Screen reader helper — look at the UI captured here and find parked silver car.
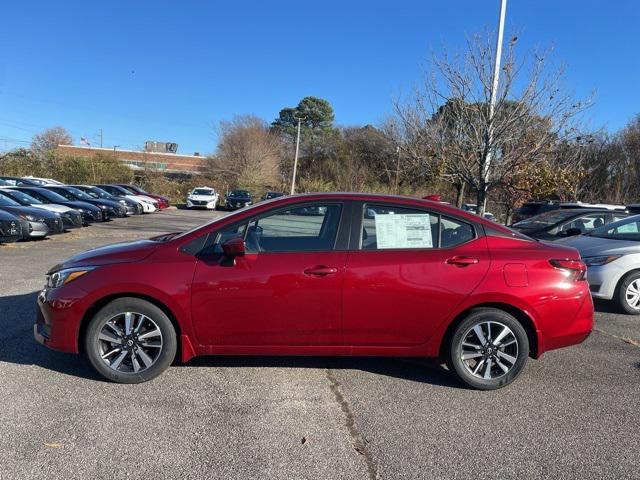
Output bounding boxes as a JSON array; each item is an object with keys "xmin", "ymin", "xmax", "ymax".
[{"xmin": 560, "ymin": 214, "xmax": 640, "ymax": 313}]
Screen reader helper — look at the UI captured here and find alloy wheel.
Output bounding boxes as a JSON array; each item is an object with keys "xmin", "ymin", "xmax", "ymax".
[
  {"xmin": 459, "ymin": 321, "xmax": 519, "ymax": 380},
  {"xmin": 97, "ymin": 312, "xmax": 163, "ymax": 373},
  {"xmin": 624, "ymin": 279, "xmax": 640, "ymax": 310}
]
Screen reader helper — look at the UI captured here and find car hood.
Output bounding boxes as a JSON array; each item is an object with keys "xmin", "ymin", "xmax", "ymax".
[
  {"xmin": 557, "ymin": 235, "xmax": 640, "ymax": 256},
  {"xmin": 51, "ymin": 239, "xmax": 159, "ymax": 272},
  {"xmin": 0, "ymin": 205, "xmax": 59, "ymax": 219},
  {"xmin": 227, "ymin": 196, "xmax": 251, "ymax": 201},
  {"xmin": 31, "ymin": 203, "xmax": 75, "ymax": 213}
]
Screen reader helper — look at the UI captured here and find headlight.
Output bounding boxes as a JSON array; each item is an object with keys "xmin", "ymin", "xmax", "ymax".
[
  {"xmin": 22, "ymin": 214, "xmax": 46, "ymax": 222},
  {"xmin": 119, "ymin": 200, "xmax": 126, "ymax": 205},
  {"xmin": 98, "ymin": 204, "xmax": 109, "ymax": 209},
  {"xmin": 46, "ymin": 267, "xmax": 96, "ymax": 288},
  {"xmin": 583, "ymin": 255, "xmax": 622, "ymax": 266}
]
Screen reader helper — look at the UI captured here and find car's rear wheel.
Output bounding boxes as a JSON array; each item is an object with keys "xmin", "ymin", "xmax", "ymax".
[
  {"xmin": 615, "ymin": 271, "xmax": 640, "ymax": 315},
  {"xmin": 447, "ymin": 308, "xmax": 529, "ymax": 390},
  {"xmin": 84, "ymin": 297, "xmax": 177, "ymax": 383}
]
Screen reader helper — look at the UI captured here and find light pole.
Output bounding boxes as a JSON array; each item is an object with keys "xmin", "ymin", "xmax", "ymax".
[
  {"xmin": 479, "ymin": 0, "xmax": 507, "ymax": 215},
  {"xmin": 394, "ymin": 146, "xmax": 401, "ymax": 194},
  {"xmin": 290, "ymin": 114, "xmax": 305, "ymax": 195}
]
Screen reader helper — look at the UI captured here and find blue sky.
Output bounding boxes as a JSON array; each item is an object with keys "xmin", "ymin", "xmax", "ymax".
[{"xmin": 1, "ymin": 0, "xmax": 638, "ymax": 155}]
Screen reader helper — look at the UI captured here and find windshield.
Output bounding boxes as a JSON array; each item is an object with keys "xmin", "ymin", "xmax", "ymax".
[
  {"xmin": 0, "ymin": 195, "xmax": 20, "ymax": 206},
  {"xmin": 63, "ymin": 187, "xmax": 94, "ymax": 200},
  {"xmin": 229, "ymin": 190, "xmax": 249, "ymax": 197},
  {"xmin": 88, "ymin": 186, "xmax": 113, "ymax": 198},
  {"xmin": 30, "ymin": 188, "xmax": 69, "ymax": 203},
  {"xmin": 193, "ymin": 188, "xmax": 215, "ymax": 195},
  {"xmin": 512, "ymin": 209, "xmax": 583, "ymax": 228},
  {"xmin": 589, "ymin": 215, "xmax": 640, "ymax": 241},
  {"xmin": 3, "ymin": 190, "xmax": 43, "ymax": 204}
]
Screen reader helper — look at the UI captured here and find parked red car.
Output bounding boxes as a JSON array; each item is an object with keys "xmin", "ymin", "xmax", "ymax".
[
  {"xmin": 34, "ymin": 193, "xmax": 593, "ymax": 389},
  {"xmin": 116, "ymin": 184, "xmax": 170, "ymax": 209}
]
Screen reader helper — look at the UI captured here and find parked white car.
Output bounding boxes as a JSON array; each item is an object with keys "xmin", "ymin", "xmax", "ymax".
[
  {"xmin": 22, "ymin": 176, "xmax": 65, "ymax": 186},
  {"xmin": 560, "ymin": 214, "xmax": 640, "ymax": 314},
  {"xmin": 186, "ymin": 187, "xmax": 219, "ymax": 210}
]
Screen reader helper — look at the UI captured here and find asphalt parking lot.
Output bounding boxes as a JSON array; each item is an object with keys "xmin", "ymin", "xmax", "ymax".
[{"xmin": 1, "ymin": 208, "xmax": 639, "ymax": 480}]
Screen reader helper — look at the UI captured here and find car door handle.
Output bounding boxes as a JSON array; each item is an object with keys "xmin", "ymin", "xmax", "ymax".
[
  {"xmin": 304, "ymin": 266, "xmax": 338, "ymax": 276},
  {"xmin": 446, "ymin": 256, "xmax": 479, "ymax": 267}
]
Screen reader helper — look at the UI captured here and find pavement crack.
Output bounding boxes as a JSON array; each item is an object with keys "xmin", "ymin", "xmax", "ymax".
[
  {"xmin": 594, "ymin": 327, "xmax": 640, "ymax": 348},
  {"xmin": 325, "ymin": 368, "xmax": 378, "ymax": 480}
]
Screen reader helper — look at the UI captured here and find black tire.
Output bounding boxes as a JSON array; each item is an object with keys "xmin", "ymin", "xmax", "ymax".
[
  {"xmin": 447, "ymin": 308, "xmax": 529, "ymax": 390},
  {"xmin": 84, "ymin": 297, "xmax": 177, "ymax": 384},
  {"xmin": 614, "ymin": 271, "xmax": 640, "ymax": 315}
]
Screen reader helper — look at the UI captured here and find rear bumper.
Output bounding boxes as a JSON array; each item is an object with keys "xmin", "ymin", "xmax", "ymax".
[{"xmin": 538, "ymin": 288, "xmax": 594, "ymax": 355}]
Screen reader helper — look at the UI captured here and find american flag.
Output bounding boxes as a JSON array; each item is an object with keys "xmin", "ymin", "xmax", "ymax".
[{"xmin": 80, "ymin": 137, "xmax": 90, "ymax": 146}]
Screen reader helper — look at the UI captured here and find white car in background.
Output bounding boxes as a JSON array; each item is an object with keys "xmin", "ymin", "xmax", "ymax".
[
  {"xmin": 22, "ymin": 176, "xmax": 65, "ymax": 186},
  {"xmin": 560, "ymin": 214, "xmax": 640, "ymax": 314},
  {"xmin": 96, "ymin": 184, "xmax": 158, "ymax": 213},
  {"xmin": 186, "ymin": 187, "xmax": 219, "ymax": 210}
]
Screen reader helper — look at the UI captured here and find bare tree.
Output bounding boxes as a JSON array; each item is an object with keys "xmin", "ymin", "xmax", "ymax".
[
  {"xmin": 394, "ymin": 32, "xmax": 593, "ymax": 214},
  {"xmin": 31, "ymin": 126, "xmax": 73, "ymax": 159},
  {"xmin": 208, "ymin": 115, "xmax": 283, "ymax": 191}
]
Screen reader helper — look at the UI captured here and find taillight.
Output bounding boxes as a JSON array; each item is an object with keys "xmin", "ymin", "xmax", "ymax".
[{"xmin": 549, "ymin": 259, "xmax": 587, "ymax": 281}]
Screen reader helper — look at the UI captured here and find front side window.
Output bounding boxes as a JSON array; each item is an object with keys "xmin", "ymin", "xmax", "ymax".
[
  {"xmin": 245, "ymin": 204, "xmax": 342, "ymax": 253},
  {"xmin": 362, "ymin": 205, "xmax": 439, "ymax": 250}
]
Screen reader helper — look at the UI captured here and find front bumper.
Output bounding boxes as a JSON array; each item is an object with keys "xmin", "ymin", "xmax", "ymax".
[
  {"xmin": 34, "ymin": 285, "xmax": 87, "ymax": 353},
  {"xmin": 585, "ymin": 263, "xmax": 625, "ymax": 300},
  {"xmin": 60, "ymin": 212, "xmax": 83, "ymax": 229},
  {"xmin": 25, "ymin": 220, "xmax": 49, "ymax": 238},
  {"xmin": 44, "ymin": 217, "xmax": 65, "ymax": 235}
]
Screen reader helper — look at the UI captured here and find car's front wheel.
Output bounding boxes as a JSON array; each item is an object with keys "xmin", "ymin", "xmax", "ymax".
[
  {"xmin": 447, "ymin": 308, "xmax": 529, "ymax": 390},
  {"xmin": 615, "ymin": 271, "xmax": 640, "ymax": 315},
  {"xmin": 84, "ymin": 297, "xmax": 177, "ymax": 383}
]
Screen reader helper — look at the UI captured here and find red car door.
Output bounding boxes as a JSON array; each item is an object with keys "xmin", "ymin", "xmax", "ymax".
[
  {"xmin": 190, "ymin": 203, "xmax": 348, "ymax": 347},
  {"xmin": 342, "ymin": 203, "xmax": 490, "ymax": 347}
]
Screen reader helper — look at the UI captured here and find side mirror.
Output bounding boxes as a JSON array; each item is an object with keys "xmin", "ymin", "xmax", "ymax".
[
  {"xmin": 564, "ymin": 227, "xmax": 582, "ymax": 237},
  {"xmin": 221, "ymin": 237, "xmax": 245, "ymax": 257}
]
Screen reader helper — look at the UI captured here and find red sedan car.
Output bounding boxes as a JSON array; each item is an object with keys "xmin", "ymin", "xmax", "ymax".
[{"xmin": 34, "ymin": 193, "xmax": 593, "ymax": 389}]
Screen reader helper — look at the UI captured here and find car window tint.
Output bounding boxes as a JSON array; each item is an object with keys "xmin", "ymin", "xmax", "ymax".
[
  {"xmin": 245, "ymin": 204, "xmax": 342, "ymax": 253},
  {"xmin": 362, "ymin": 205, "xmax": 439, "ymax": 250},
  {"xmin": 440, "ymin": 216, "xmax": 475, "ymax": 248},
  {"xmin": 560, "ymin": 214, "xmax": 606, "ymax": 233}
]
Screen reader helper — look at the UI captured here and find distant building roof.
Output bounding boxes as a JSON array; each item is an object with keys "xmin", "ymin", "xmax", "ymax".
[{"xmin": 56, "ymin": 144, "xmax": 207, "ymax": 175}]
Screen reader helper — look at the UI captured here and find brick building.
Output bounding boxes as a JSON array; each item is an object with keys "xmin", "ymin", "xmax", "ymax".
[{"xmin": 56, "ymin": 145, "xmax": 208, "ymax": 176}]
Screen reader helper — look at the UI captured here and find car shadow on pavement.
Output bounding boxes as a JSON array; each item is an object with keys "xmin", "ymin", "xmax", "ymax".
[
  {"xmin": 0, "ymin": 291, "xmax": 463, "ymax": 387},
  {"xmin": 182, "ymin": 356, "xmax": 465, "ymax": 388},
  {"xmin": 0, "ymin": 291, "xmax": 102, "ymax": 381},
  {"xmin": 593, "ymin": 299, "xmax": 619, "ymax": 314}
]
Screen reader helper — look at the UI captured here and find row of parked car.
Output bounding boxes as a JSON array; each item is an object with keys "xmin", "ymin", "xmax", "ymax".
[
  {"xmin": 0, "ymin": 176, "xmax": 169, "ymax": 244},
  {"xmin": 185, "ymin": 187, "xmax": 284, "ymax": 210}
]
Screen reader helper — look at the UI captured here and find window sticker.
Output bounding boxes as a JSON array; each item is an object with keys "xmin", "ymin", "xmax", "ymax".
[{"xmin": 374, "ymin": 214, "xmax": 433, "ymax": 249}]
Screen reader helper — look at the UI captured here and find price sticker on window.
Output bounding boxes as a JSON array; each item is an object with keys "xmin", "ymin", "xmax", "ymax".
[{"xmin": 374, "ymin": 214, "xmax": 433, "ymax": 249}]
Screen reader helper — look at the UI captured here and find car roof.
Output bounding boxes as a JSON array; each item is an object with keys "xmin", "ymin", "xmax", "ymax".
[{"xmin": 261, "ymin": 192, "xmax": 505, "ymax": 230}]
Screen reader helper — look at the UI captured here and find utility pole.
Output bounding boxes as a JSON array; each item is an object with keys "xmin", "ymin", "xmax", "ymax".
[
  {"xmin": 99, "ymin": 129, "xmax": 103, "ymax": 148},
  {"xmin": 290, "ymin": 114, "xmax": 305, "ymax": 195},
  {"xmin": 394, "ymin": 146, "xmax": 401, "ymax": 194},
  {"xmin": 478, "ymin": 0, "xmax": 507, "ymax": 215}
]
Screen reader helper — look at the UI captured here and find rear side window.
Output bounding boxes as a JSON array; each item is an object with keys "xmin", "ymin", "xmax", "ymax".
[
  {"xmin": 362, "ymin": 205, "xmax": 439, "ymax": 250},
  {"xmin": 362, "ymin": 205, "xmax": 476, "ymax": 250},
  {"xmin": 440, "ymin": 216, "xmax": 475, "ymax": 247}
]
